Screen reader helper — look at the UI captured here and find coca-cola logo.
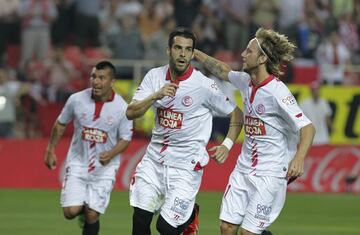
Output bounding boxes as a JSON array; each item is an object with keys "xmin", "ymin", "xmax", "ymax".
[{"xmin": 288, "ymin": 147, "xmax": 360, "ymax": 193}]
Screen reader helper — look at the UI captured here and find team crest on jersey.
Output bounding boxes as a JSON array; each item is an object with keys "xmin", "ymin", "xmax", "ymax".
[
  {"xmin": 157, "ymin": 108, "xmax": 183, "ymax": 129},
  {"xmin": 182, "ymin": 96, "xmax": 193, "ymax": 107},
  {"xmin": 245, "ymin": 115, "xmax": 266, "ymax": 136},
  {"xmin": 81, "ymin": 127, "xmax": 108, "ymax": 143},
  {"xmin": 255, "ymin": 104, "xmax": 265, "ymax": 115}
]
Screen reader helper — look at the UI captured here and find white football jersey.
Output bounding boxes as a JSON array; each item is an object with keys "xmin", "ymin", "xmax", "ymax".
[
  {"xmin": 228, "ymin": 71, "xmax": 311, "ymax": 177},
  {"xmin": 58, "ymin": 88, "xmax": 133, "ymax": 178},
  {"xmin": 133, "ymin": 65, "xmax": 236, "ymax": 170}
]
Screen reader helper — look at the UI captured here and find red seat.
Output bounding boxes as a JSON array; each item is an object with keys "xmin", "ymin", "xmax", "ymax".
[
  {"xmin": 84, "ymin": 47, "xmax": 109, "ymax": 60},
  {"xmin": 64, "ymin": 46, "xmax": 83, "ymax": 70}
]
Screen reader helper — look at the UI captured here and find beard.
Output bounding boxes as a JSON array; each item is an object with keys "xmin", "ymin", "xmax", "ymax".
[
  {"xmin": 169, "ymin": 58, "xmax": 189, "ymax": 75},
  {"xmin": 243, "ymin": 62, "xmax": 260, "ymax": 74}
]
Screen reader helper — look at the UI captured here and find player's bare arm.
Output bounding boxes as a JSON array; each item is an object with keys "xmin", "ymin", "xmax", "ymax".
[
  {"xmin": 44, "ymin": 121, "xmax": 67, "ymax": 170},
  {"xmin": 126, "ymin": 83, "xmax": 178, "ymax": 119},
  {"xmin": 99, "ymin": 139, "xmax": 130, "ymax": 166},
  {"xmin": 209, "ymin": 107, "xmax": 243, "ymax": 164},
  {"xmin": 287, "ymin": 123, "xmax": 316, "ymax": 178},
  {"xmin": 194, "ymin": 49, "xmax": 231, "ymax": 81}
]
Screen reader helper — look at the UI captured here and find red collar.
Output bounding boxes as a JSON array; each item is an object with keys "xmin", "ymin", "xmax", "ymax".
[
  {"xmin": 249, "ymin": 74, "xmax": 275, "ymax": 88},
  {"xmin": 91, "ymin": 90, "xmax": 115, "ymax": 103},
  {"xmin": 165, "ymin": 65, "xmax": 193, "ymax": 83},
  {"xmin": 249, "ymin": 75, "xmax": 275, "ymax": 103}
]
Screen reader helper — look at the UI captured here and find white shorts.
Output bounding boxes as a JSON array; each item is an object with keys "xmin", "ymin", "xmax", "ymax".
[
  {"xmin": 129, "ymin": 157, "xmax": 202, "ymax": 228},
  {"xmin": 60, "ymin": 168, "xmax": 115, "ymax": 214},
  {"xmin": 220, "ymin": 170, "xmax": 287, "ymax": 234}
]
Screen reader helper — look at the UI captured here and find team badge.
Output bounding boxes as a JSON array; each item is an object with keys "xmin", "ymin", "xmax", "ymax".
[
  {"xmin": 255, "ymin": 104, "xmax": 265, "ymax": 115},
  {"xmin": 182, "ymin": 96, "xmax": 193, "ymax": 107}
]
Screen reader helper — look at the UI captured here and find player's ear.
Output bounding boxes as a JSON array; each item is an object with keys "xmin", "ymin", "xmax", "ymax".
[{"xmin": 191, "ymin": 50, "xmax": 195, "ymax": 59}]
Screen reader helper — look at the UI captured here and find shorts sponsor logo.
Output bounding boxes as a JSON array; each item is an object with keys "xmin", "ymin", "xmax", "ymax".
[
  {"xmin": 255, "ymin": 104, "xmax": 265, "ymax": 115},
  {"xmin": 281, "ymin": 95, "xmax": 296, "ymax": 105},
  {"xmin": 81, "ymin": 127, "xmax": 108, "ymax": 143},
  {"xmin": 255, "ymin": 204, "xmax": 271, "ymax": 222},
  {"xmin": 157, "ymin": 108, "xmax": 184, "ymax": 129},
  {"xmin": 182, "ymin": 96, "xmax": 193, "ymax": 107},
  {"xmin": 171, "ymin": 197, "xmax": 190, "ymax": 217},
  {"xmin": 245, "ymin": 116, "xmax": 266, "ymax": 135}
]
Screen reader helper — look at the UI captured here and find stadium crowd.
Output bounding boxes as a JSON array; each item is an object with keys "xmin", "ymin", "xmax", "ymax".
[{"xmin": 0, "ymin": 0, "xmax": 360, "ymax": 139}]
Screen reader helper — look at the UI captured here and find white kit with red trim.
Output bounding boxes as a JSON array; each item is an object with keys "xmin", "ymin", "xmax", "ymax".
[
  {"xmin": 228, "ymin": 71, "xmax": 311, "ymax": 177},
  {"xmin": 133, "ymin": 65, "xmax": 236, "ymax": 170},
  {"xmin": 58, "ymin": 88, "xmax": 133, "ymax": 178}
]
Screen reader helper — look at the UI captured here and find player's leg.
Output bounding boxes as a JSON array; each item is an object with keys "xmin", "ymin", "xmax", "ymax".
[
  {"xmin": 129, "ymin": 157, "xmax": 165, "ymax": 235},
  {"xmin": 220, "ymin": 170, "xmax": 248, "ymax": 235},
  {"xmin": 82, "ymin": 206, "xmax": 100, "ymax": 235},
  {"xmin": 220, "ymin": 220, "xmax": 239, "ymax": 235},
  {"xmin": 60, "ymin": 171, "xmax": 87, "ymax": 220},
  {"xmin": 182, "ymin": 203, "xmax": 200, "ymax": 235},
  {"xmin": 241, "ymin": 175, "xmax": 287, "ymax": 235},
  {"xmin": 156, "ymin": 167, "xmax": 202, "ymax": 235}
]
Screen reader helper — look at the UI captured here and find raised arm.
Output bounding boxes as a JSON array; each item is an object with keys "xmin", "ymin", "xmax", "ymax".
[
  {"xmin": 44, "ymin": 121, "xmax": 67, "ymax": 170},
  {"xmin": 287, "ymin": 123, "xmax": 316, "ymax": 178},
  {"xmin": 209, "ymin": 107, "xmax": 244, "ymax": 164},
  {"xmin": 126, "ymin": 83, "xmax": 178, "ymax": 120},
  {"xmin": 194, "ymin": 49, "xmax": 232, "ymax": 81}
]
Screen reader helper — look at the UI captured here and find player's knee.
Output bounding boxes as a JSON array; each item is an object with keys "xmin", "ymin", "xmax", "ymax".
[
  {"xmin": 156, "ymin": 215, "xmax": 183, "ymax": 235},
  {"xmin": 63, "ymin": 207, "xmax": 81, "ymax": 220},
  {"xmin": 220, "ymin": 220, "xmax": 238, "ymax": 234},
  {"xmin": 132, "ymin": 207, "xmax": 153, "ymax": 235},
  {"xmin": 84, "ymin": 207, "xmax": 99, "ymax": 224}
]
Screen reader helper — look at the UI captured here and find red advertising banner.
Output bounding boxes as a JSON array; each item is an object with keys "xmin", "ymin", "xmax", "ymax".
[{"xmin": 0, "ymin": 139, "xmax": 359, "ymax": 193}]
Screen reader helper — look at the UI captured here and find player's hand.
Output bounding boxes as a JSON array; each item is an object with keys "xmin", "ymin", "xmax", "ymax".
[
  {"xmin": 44, "ymin": 150, "xmax": 57, "ymax": 170},
  {"xmin": 99, "ymin": 151, "xmax": 112, "ymax": 166},
  {"xmin": 286, "ymin": 156, "xmax": 305, "ymax": 178},
  {"xmin": 155, "ymin": 83, "xmax": 178, "ymax": 99},
  {"xmin": 208, "ymin": 145, "xmax": 229, "ymax": 164}
]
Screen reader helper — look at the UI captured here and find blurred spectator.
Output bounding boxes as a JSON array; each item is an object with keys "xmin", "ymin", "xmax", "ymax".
[
  {"xmin": 300, "ymin": 81, "xmax": 332, "ymax": 145},
  {"xmin": 74, "ymin": 0, "xmax": 101, "ymax": 48},
  {"xmin": 331, "ymin": 0, "xmax": 353, "ymax": 19},
  {"xmin": 138, "ymin": 0, "xmax": 162, "ymax": 43},
  {"xmin": 0, "ymin": 0, "xmax": 20, "ymax": 66},
  {"xmin": 154, "ymin": 0, "xmax": 173, "ymax": 20},
  {"xmin": 220, "ymin": 0, "xmax": 251, "ymax": 52},
  {"xmin": 315, "ymin": 30, "xmax": 351, "ymax": 85},
  {"xmin": 338, "ymin": 11, "xmax": 360, "ymax": 64},
  {"xmin": 44, "ymin": 46, "xmax": 79, "ymax": 102},
  {"xmin": 192, "ymin": 2, "xmax": 222, "ymax": 55},
  {"xmin": 250, "ymin": 0, "xmax": 279, "ymax": 32},
  {"xmin": 51, "ymin": 0, "xmax": 75, "ymax": 46},
  {"xmin": 18, "ymin": 0, "xmax": 58, "ymax": 68},
  {"xmin": 115, "ymin": 0, "xmax": 143, "ymax": 19},
  {"xmin": 278, "ymin": 0, "xmax": 305, "ymax": 43},
  {"xmin": 0, "ymin": 68, "xmax": 27, "ymax": 138},
  {"xmin": 143, "ymin": 16, "xmax": 176, "ymax": 61},
  {"xmin": 174, "ymin": 0, "xmax": 202, "ymax": 28},
  {"xmin": 99, "ymin": 0, "xmax": 121, "ymax": 49},
  {"xmin": 297, "ymin": 13, "xmax": 322, "ymax": 58},
  {"xmin": 111, "ymin": 14, "xmax": 144, "ymax": 79}
]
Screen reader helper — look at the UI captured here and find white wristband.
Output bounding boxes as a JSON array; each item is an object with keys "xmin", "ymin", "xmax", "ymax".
[{"xmin": 221, "ymin": 137, "xmax": 234, "ymax": 150}]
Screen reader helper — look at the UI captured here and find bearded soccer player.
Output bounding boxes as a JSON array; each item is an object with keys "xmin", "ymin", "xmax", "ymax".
[
  {"xmin": 44, "ymin": 61, "xmax": 133, "ymax": 235},
  {"xmin": 194, "ymin": 28, "xmax": 316, "ymax": 235},
  {"xmin": 126, "ymin": 27, "xmax": 243, "ymax": 235}
]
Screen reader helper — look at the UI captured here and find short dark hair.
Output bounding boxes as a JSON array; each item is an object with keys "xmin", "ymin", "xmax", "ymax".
[
  {"xmin": 95, "ymin": 61, "xmax": 116, "ymax": 78},
  {"xmin": 168, "ymin": 27, "xmax": 197, "ymax": 50}
]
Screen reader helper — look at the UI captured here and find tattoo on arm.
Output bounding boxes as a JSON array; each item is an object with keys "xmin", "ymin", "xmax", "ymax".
[{"xmin": 204, "ymin": 58, "xmax": 228, "ymax": 79}]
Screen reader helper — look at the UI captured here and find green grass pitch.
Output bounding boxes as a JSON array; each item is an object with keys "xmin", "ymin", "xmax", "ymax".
[{"xmin": 0, "ymin": 189, "xmax": 359, "ymax": 235}]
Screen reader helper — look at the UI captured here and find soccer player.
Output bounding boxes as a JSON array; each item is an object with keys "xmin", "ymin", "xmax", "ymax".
[
  {"xmin": 194, "ymin": 28, "xmax": 316, "ymax": 235},
  {"xmin": 126, "ymin": 27, "xmax": 243, "ymax": 235},
  {"xmin": 44, "ymin": 61, "xmax": 133, "ymax": 235}
]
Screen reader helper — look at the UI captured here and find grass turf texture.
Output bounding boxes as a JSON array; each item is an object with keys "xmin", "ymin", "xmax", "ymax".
[{"xmin": 0, "ymin": 189, "xmax": 359, "ymax": 235}]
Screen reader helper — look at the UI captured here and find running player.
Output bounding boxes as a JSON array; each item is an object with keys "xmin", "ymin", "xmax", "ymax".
[{"xmin": 194, "ymin": 28, "xmax": 316, "ymax": 235}]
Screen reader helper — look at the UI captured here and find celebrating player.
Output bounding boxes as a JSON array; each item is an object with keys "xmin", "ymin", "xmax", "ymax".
[
  {"xmin": 44, "ymin": 61, "xmax": 133, "ymax": 235},
  {"xmin": 194, "ymin": 28, "xmax": 316, "ymax": 235},
  {"xmin": 126, "ymin": 27, "xmax": 243, "ymax": 235}
]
